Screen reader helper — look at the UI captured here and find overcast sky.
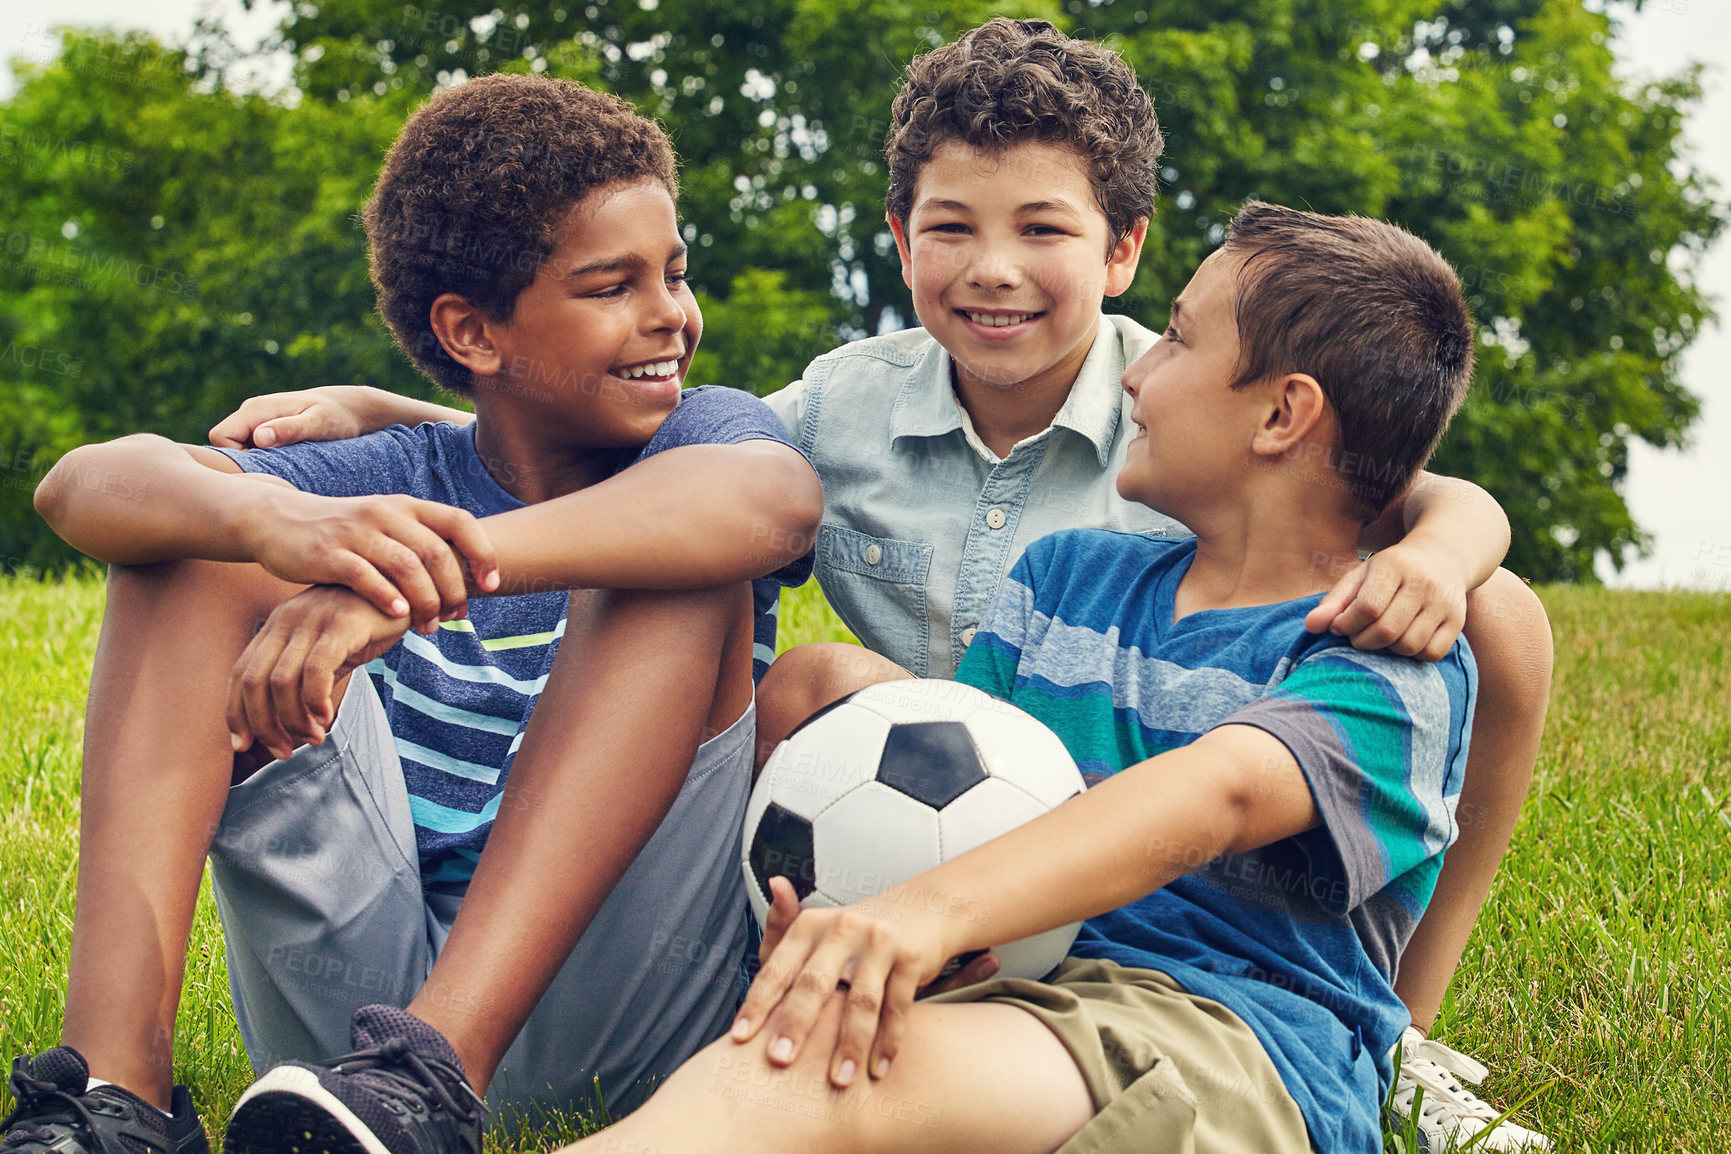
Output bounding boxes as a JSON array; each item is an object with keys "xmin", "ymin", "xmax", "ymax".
[{"xmin": 2, "ymin": 0, "xmax": 1725, "ymax": 590}]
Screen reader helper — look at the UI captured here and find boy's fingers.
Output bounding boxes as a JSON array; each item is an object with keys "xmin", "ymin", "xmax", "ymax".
[
  {"xmin": 391, "ymin": 518, "xmax": 469, "ymax": 622},
  {"xmin": 1420, "ymin": 626, "xmax": 1462, "ymax": 664},
  {"xmin": 302, "ymin": 635, "xmax": 347, "ymax": 735},
  {"xmin": 334, "ymin": 555, "xmax": 411, "ymax": 620},
  {"xmin": 921, "ymin": 949, "xmax": 999, "ymax": 995},
  {"xmin": 270, "ymin": 628, "xmax": 325, "ymax": 749},
  {"xmin": 208, "ymin": 394, "xmax": 310, "ymax": 449},
  {"xmin": 416, "ymin": 503, "xmax": 500, "ymax": 593},
  {"xmin": 366, "ymin": 534, "xmax": 442, "ymax": 628},
  {"xmin": 760, "ymin": 875, "xmax": 802, "ymax": 960},
  {"xmin": 871, "ymin": 964, "xmax": 922, "ymax": 1080},
  {"xmin": 1330, "ymin": 563, "xmax": 1403, "ymax": 637},
  {"xmin": 735, "ymin": 915, "xmax": 814, "ymax": 1040},
  {"xmin": 253, "ymin": 412, "xmax": 327, "ymax": 449},
  {"xmin": 831, "ymin": 954, "xmax": 892, "ymax": 1087},
  {"xmin": 1352, "ymin": 579, "xmax": 1425, "ymax": 651},
  {"xmin": 1305, "ymin": 564, "xmax": 1366, "ymax": 635},
  {"xmin": 234, "ymin": 628, "xmax": 294, "ymax": 760},
  {"xmin": 761, "ymin": 934, "xmax": 856, "ymax": 1068},
  {"xmin": 225, "ymin": 649, "xmax": 256, "ymax": 753}
]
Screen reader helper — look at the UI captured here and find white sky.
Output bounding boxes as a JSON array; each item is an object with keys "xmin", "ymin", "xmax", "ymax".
[{"xmin": 2, "ymin": 0, "xmax": 1726, "ymax": 590}]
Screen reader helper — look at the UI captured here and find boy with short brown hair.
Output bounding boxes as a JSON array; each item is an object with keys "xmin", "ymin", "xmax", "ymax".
[{"xmin": 553, "ymin": 196, "xmax": 1488, "ymax": 1154}]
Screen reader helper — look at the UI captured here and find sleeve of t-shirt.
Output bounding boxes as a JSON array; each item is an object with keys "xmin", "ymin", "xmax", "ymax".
[
  {"xmin": 1221, "ymin": 641, "xmax": 1476, "ymax": 917},
  {"xmin": 635, "ymin": 385, "xmax": 818, "ymax": 686},
  {"xmin": 631, "ymin": 385, "xmax": 817, "ymax": 590},
  {"xmin": 210, "ymin": 424, "xmax": 431, "ymax": 499},
  {"xmin": 955, "ymin": 535, "xmax": 1061, "ymax": 701},
  {"xmin": 759, "ymin": 378, "xmax": 811, "ymax": 444}
]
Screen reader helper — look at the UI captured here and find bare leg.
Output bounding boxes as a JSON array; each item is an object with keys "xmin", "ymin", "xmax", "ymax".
[
  {"xmin": 1395, "ymin": 568, "xmax": 1553, "ymax": 1031},
  {"xmin": 559, "ymin": 991, "xmax": 1092, "ymax": 1154},
  {"xmin": 407, "ymin": 583, "xmax": 754, "ymax": 1091},
  {"xmin": 62, "ymin": 559, "xmax": 317, "ymax": 1109},
  {"xmin": 754, "ymin": 643, "xmax": 912, "ymax": 771}
]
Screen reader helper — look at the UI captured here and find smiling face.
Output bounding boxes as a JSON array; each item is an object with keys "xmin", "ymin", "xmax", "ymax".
[
  {"xmin": 890, "ymin": 140, "xmax": 1144, "ymax": 398},
  {"xmin": 1117, "ymin": 248, "xmax": 1269, "ymax": 518},
  {"xmin": 481, "ymin": 178, "xmax": 700, "ymax": 449}
]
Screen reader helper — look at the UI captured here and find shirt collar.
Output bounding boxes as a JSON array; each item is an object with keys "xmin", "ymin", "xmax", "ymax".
[
  {"xmin": 888, "ymin": 338, "xmax": 967, "ymax": 442},
  {"xmin": 888, "ymin": 316, "xmax": 1151, "ymax": 468}
]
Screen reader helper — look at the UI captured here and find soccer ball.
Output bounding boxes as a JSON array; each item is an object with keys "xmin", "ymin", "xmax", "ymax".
[{"xmin": 743, "ymin": 678, "xmax": 1086, "ymax": 982}]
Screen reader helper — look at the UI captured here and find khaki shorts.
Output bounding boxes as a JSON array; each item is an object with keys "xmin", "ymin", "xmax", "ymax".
[{"xmin": 924, "ymin": 957, "xmax": 1311, "ymax": 1153}]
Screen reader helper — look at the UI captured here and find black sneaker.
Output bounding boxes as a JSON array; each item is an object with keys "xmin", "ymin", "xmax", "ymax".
[
  {"xmin": 222, "ymin": 1006, "xmax": 485, "ymax": 1154},
  {"xmin": 2, "ymin": 1046, "xmax": 209, "ymax": 1154}
]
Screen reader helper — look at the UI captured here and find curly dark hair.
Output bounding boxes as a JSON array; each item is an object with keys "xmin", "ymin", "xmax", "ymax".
[
  {"xmin": 884, "ymin": 18, "xmax": 1163, "ymax": 245},
  {"xmin": 364, "ymin": 73, "xmax": 678, "ymax": 394},
  {"xmin": 1223, "ymin": 201, "xmax": 1476, "ymax": 519}
]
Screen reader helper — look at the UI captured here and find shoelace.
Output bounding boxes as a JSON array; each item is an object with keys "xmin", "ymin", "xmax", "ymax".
[
  {"xmin": 2, "ymin": 1063, "xmax": 110, "ymax": 1147},
  {"xmin": 327, "ymin": 1038, "xmax": 482, "ymax": 1126},
  {"xmin": 1395, "ymin": 1037, "xmax": 1502, "ymax": 1127}
]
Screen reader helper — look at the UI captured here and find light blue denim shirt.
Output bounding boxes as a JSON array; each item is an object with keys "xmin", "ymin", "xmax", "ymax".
[{"xmin": 763, "ymin": 314, "xmax": 1189, "ymax": 679}]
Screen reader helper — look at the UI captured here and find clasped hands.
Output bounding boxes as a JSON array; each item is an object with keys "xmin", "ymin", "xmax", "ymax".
[{"xmin": 227, "ymin": 488, "xmax": 499, "ymax": 760}]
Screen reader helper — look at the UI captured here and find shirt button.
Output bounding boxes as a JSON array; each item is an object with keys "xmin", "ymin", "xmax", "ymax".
[
  {"xmin": 961, "ymin": 627, "xmax": 978, "ymax": 646},
  {"xmin": 864, "ymin": 544, "xmax": 882, "ymax": 566},
  {"xmin": 985, "ymin": 507, "xmax": 1007, "ymax": 530}
]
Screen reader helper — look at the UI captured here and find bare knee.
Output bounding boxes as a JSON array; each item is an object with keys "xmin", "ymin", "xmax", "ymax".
[
  {"xmin": 1463, "ymin": 568, "xmax": 1553, "ymax": 712},
  {"xmin": 104, "ymin": 557, "xmax": 298, "ymax": 625},
  {"xmin": 757, "ymin": 643, "xmax": 912, "ymax": 769}
]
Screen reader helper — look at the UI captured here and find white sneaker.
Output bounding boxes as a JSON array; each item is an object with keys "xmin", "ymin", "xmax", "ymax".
[{"xmin": 1388, "ymin": 1027, "xmax": 1552, "ymax": 1151}]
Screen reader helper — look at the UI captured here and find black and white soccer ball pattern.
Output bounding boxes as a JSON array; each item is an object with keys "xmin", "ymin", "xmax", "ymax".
[{"xmin": 743, "ymin": 678, "xmax": 1086, "ymax": 981}]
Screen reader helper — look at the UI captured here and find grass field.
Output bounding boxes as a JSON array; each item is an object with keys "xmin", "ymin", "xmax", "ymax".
[{"xmin": 2, "ymin": 572, "xmax": 1727, "ymax": 1151}]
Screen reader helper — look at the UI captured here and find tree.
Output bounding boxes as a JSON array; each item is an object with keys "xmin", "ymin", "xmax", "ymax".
[{"xmin": 0, "ymin": 0, "xmax": 1720, "ymax": 579}]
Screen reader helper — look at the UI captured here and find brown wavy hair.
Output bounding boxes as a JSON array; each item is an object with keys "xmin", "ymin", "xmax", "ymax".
[
  {"xmin": 364, "ymin": 74, "xmax": 678, "ymax": 394},
  {"xmin": 884, "ymin": 18, "xmax": 1163, "ymax": 245},
  {"xmin": 1224, "ymin": 201, "xmax": 1476, "ymax": 518}
]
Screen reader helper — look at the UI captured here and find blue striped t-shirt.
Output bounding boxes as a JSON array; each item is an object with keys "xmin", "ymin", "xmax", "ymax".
[
  {"xmin": 218, "ymin": 385, "xmax": 812, "ymax": 890},
  {"xmin": 955, "ymin": 529, "xmax": 1475, "ymax": 1154}
]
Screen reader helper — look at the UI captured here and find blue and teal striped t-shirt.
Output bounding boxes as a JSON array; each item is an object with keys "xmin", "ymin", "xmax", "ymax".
[
  {"xmin": 955, "ymin": 529, "xmax": 1475, "ymax": 1154},
  {"xmin": 218, "ymin": 385, "xmax": 812, "ymax": 891}
]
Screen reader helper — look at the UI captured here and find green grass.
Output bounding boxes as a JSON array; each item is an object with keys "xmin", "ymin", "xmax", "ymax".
[{"xmin": 2, "ymin": 574, "xmax": 1727, "ymax": 1151}]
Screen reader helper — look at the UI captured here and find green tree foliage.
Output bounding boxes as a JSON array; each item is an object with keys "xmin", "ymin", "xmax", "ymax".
[{"xmin": 0, "ymin": 0, "xmax": 1720, "ymax": 579}]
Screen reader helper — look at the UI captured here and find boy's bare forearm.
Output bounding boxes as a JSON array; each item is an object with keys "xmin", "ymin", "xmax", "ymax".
[
  {"xmin": 1359, "ymin": 470, "xmax": 1510, "ymax": 590},
  {"xmin": 879, "ymin": 725, "xmax": 1321, "ymax": 960},
  {"xmin": 33, "ymin": 434, "xmax": 279, "ymax": 565},
  {"xmin": 481, "ymin": 442, "xmax": 822, "ymax": 594}
]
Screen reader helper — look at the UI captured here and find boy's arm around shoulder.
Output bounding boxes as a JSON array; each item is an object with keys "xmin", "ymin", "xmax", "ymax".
[
  {"xmin": 480, "ymin": 441, "xmax": 822, "ymax": 595},
  {"xmin": 1309, "ymin": 471, "xmax": 1511, "ymax": 660},
  {"xmin": 209, "ymin": 385, "xmax": 473, "ymax": 450},
  {"xmin": 477, "ymin": 384, "xmax": 820, "ymax": 595}
]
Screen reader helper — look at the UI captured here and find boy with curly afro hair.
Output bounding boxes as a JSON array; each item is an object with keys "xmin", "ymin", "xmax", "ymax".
[{"xmin": 21, "ymin": 73, "xmax": 821, "ymax": 1154}]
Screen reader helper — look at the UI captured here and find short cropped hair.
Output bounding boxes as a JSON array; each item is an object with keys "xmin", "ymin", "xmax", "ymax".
[
  {"xmin": 884, "ymin": 18, "xmax": 1162, "ymax": 245},
  {"xmin": 1222, "ymin": 201, "xmax": 1476, "ymax": 519},
  {"xmin": 364, "ymin": 74, "xmax": 678, "ymax": 394}
]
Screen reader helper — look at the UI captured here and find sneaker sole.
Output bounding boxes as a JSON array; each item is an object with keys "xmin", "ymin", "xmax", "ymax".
[{"xmin": 223, "ymin": 1067, "xmax": 392, "ymax": 1154}]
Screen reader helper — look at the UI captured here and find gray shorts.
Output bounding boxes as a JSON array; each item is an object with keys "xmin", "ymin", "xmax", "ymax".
[{"xmin": 206, "ymin": 670, "xmax": 754, "ymax": 1120}]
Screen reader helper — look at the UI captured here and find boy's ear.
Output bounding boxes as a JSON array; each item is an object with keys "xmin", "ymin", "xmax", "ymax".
[
  {"xmin": 887, "ymin": 214, "xmax": 914, "ymax": 291},
  {"xmin": 1249, "ymin": 372, "xmax": 1332, "ymax": 458},
  {"xmin": 1103, "ymin": 218, "xmax": 1149, "ymax": 298},
  {"xmin": 429, "ymin": 293, "xmax": 505, "ymax": 377}
]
